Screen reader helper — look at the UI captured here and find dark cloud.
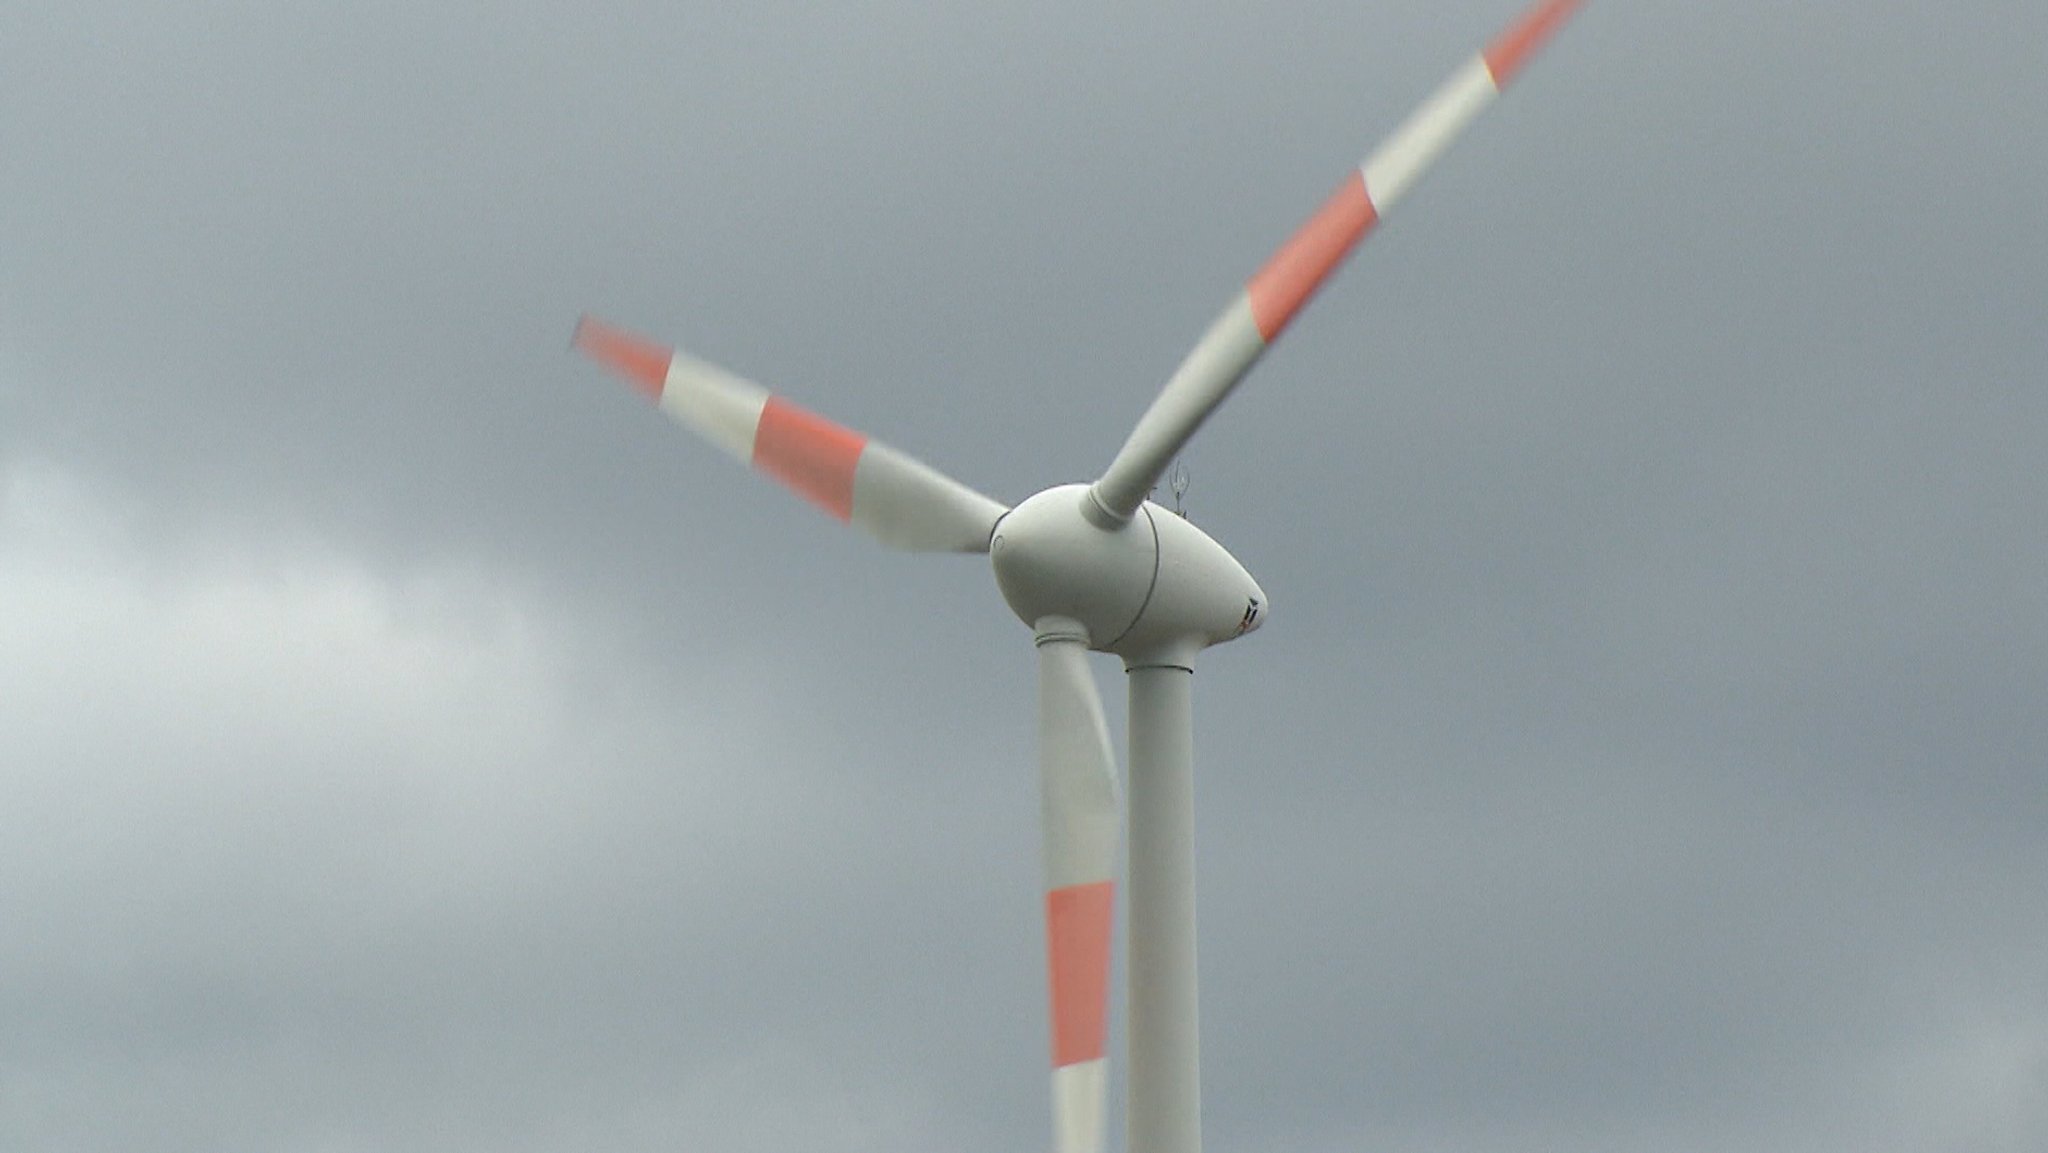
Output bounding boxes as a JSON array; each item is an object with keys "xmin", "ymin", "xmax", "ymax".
[{"xmin": 5, "ymin": 2, "xmax": 2045, "ymax": 1150}]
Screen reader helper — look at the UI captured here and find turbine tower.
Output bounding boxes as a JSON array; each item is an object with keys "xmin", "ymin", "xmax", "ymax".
[{"xmin": 571, "ymin": 3, "xmax": 1585, "ymax": 1149}]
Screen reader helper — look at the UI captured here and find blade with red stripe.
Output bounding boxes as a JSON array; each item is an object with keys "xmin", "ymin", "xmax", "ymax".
[
  {"xmin": 574, "ymin": 316, "xmax": 1009, "ymax": 552},
  {"xmin": 1034, "ymin": 617, "xmax": 1121, "ymax": 1153},
  {"xmin": 1089, "ymin": 0, "xmax": 1586, "ymax": 523}
]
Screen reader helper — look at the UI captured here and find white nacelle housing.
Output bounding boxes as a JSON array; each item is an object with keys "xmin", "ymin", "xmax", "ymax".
[
  {"xmin": 1116, "ymin": 501, "xmax": 1266, "ymax": 662},
  {"xmin": 992, "ymin": 485, "xmax": 1266, "ymax": 666}
]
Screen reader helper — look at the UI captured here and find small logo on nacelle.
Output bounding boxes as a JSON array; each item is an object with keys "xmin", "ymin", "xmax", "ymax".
[{"xmin": 1237, "ymin": 597, "xmax": 1263, "ymax": 635}]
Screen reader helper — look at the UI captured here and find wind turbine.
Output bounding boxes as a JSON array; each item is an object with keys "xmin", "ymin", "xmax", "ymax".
[{"xmin": 572, "ymin": 2, "xmax": 1585, "ymax": 1149}]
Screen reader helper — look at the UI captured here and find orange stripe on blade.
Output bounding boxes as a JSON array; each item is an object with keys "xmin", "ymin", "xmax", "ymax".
[
  {"xmin": 1483, "ymin": 0, "xmax": 1583, "ymax": 88},
  {"xmin": 1046, "ymin": 880, "xmax": 1114, "ymax": 1068},
  {"xmin": 751, "ymin": 397, "xmax": 867, "ymax": 521},
  {"xmin": 1246, "ymin": 170, "xmax": 1378, "ymax": 342},
  {"xmin": 572, "ymin": 315, "xmax": 670, "ymax": 400}
]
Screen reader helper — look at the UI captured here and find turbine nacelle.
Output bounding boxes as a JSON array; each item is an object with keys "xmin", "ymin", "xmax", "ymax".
[{"xmin": 991, "ymin": 484, "xmax": 1266, "ymax": 665}]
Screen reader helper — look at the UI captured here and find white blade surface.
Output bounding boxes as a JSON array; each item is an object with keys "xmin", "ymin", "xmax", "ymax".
[
  {"xmin": 573, "ymin": 316, "xmax": 1009, "ymax": 552},
  {"xmin": 1035, "ymin": 618, "xmax": 1121, "ymax": 1153},
  {"xmin": 1089, "ymin": 0, "xmax": 1587, "ymax": 522}
]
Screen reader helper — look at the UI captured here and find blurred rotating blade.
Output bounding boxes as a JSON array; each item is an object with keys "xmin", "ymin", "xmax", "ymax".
[
  {"xmin": 1088, "ymin": 0, "xmax": 1587, "ymax": 523},
  {"xmin": 1035, "ymin": 617, "xmax": 1120, "ymax": 1153},
  {"xmin": 573, "ymin": 315, "xmax": 1009, "ymax": 552}
]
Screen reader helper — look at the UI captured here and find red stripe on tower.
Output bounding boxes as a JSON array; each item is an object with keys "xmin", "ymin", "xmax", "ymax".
[
  {"xmin": 1483, "ymin": 0, "xmax": 1584, "ymax": 88},
  {"xmin": 1046, "ymin": 880, "xmax": 1114, "ymax": 1068},
  {"xmin": 1245, "ymin": 170, "xmax": 1379, "ymax": 342},
  {"xmin": 750, "ymin": 397, "xmax": 867, "ymax": 521}
]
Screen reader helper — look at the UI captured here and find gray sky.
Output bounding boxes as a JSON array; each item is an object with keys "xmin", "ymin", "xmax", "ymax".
[{"xmin": 4, "ymin": 1, "xmax": 2045, "ymax": 1150}]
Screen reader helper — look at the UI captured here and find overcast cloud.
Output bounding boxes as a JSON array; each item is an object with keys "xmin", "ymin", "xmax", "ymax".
[{"xmin": 4, "ymin": 2, "xmax": 2046, "ymax": 1150}]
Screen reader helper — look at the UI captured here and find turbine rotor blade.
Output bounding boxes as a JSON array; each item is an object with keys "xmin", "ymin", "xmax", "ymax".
[
  {"xmin": 1089, "ymin": 0, "xmax": 1586, "ymax": 523},
  {"xmin": 573, "ymin": 315, "xmax": 1009, "ymax": 552},
  {"xmin": 1035, "ymin": 618, "xmax": 1120, "ymax": 1153}
]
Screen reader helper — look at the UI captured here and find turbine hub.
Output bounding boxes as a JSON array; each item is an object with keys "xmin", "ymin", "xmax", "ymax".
[{"xmin": 991, "ymin": 484, "xmax": 1266, "ymax": 663}]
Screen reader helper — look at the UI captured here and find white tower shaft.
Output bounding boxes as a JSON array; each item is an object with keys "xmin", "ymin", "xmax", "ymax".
[{"xmin": 1126, "ymin": 660, "xmax": 1202, "ymax": 1153}]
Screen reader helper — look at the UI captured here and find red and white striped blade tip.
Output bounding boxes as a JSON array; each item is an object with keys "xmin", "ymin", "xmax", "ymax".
[
  {"xmin": 571, "ymin": 314, "xmax": 1007, "ymax": 552},
  {"xmin": 1089, "ymin": 0, "xmax": 1588, "ymax": 520},
  {"xmin": 1484, "ymin": 0, "xmax": 1584, "ymax": 87},
  {"xmin": 1038, "ymin": 634, "xmax": 1117, "ymax": 1153},
  {"xmin": 1249, "ymin": 0, "xmax": 1588, "ymax": 342},
  {"xmin": 1048, "ymin": 880, "xmax": 1112, "ymax": 1153},
  {"xmin": 572, "ymin": 314, "xmax": 667, "ymax": 399}
]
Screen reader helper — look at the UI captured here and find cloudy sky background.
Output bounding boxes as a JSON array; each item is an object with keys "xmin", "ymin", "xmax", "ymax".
[{"xmin": 4, "ymin": 1, "xmax": 2045, "ymax": 1149}]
